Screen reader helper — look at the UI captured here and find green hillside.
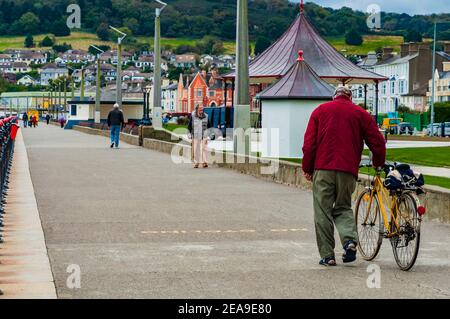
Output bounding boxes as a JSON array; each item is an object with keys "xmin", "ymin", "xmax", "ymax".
[{"xmin": 0, "ymin": 32, "xmax": 405, "ymax": 57}]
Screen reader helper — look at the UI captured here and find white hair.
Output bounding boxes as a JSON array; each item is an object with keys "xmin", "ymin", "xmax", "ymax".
[{"xmin": 113, "ymin": 103, "xmax": 120, "ymax": 108}]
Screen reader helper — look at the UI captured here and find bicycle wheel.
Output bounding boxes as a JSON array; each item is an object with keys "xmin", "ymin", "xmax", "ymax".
[
  {"xmin": 354, "ymin": 189, "xmax": 383, "ymax": 261},
  {"xmin": 391, "ymin": 192, "xmax": 421, "ymax": 271}
]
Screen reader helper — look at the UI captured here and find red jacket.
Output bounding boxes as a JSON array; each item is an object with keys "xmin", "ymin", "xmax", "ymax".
[{"xmin": 302, "ymin": 95, "xmax": 386, "ymax": 178}]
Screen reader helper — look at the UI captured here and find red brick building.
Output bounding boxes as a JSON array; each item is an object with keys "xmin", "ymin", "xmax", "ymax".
[{"xmin": 177, "ymin": 70, "xmax": 233, "ymax": 113}]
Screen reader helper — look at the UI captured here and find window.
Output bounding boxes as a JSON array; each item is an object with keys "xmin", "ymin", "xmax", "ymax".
[
  {"xmin": 399, "ymin": 81, "xmax": 405, "ymax": 94},
  {"xmin": 391, "ymin": 82, "xmax": 395, "ymax": 94},
  {"xmin": 70, "ymin": 105, "xmax": 77, "ymax": 116},
  {"xmin": 196, "ymin": 89, "xmax": 202, "ymax": 97},
  {"xmin": 209, "ymin": 91, "xmax": 215, "ymax": 97},
  {"xmin": 382, "ymin": 83, "xmax": 386, "ymax": 95}
]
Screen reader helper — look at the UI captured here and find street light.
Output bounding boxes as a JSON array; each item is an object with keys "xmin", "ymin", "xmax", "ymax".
[
  {"xmin": 234, "ymin": 0, "xmax": 251, "ymax": 155},
  {"xmin": 141, "ymin": 85, "xmax": 152, "ymax": 126},
  {"xmin": 109, "ymin": 26, "xmax": 127, "ymax": 108},
  {"xmin": 152, "ymin": 0, "xmax": 167, "ymax": 130},
  {"xmin": 90, "ymin": 45, "xmax": 105, "ymax": 123}
]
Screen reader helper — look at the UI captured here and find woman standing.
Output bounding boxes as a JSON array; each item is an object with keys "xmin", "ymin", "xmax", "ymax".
[{"xmin": 188, "ymin": 105, "xmax": 211, "ymax": 168}]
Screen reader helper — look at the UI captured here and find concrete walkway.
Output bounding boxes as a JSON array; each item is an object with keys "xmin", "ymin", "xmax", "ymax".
[
  {"xmin": 20, "ymin": 124, "xmax": 450, "ymax": 299},
  {"xmin": 0, "ymin": 129, "xmax": 56, "ymax": 299}
]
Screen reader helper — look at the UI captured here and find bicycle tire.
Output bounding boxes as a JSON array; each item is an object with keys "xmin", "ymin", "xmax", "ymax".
[
  {"xmin": 355, "ymin": 189, "xmax": 383, "ymax": 261},
  {"xmin": 391, "ymin": 192, "xmax": 421, "ymax": 271}
]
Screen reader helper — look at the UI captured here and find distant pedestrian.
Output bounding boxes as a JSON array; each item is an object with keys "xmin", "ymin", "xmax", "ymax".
[
  {"xmin": 302, "ymin": 86, "xmax": 386, "ymax": 267},
  {"xmin": 22, "ymin": 112, "xmax": 28, "ymax": 128},
  {"xmin": 188, "ymin": 105, "xmax": 211, "ymax": 168},
  {"xmin": 58, "ymin": 114, "xmax": 66, "ymax": 128},
  {"xmin": 45, "ymin": 113, "xmax": 51, "ymax": 125},
  {"xmin": 107, "ymin": 103, "xmax": 125, "ymax": 149}
]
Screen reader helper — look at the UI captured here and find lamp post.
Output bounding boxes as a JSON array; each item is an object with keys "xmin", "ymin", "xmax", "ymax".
[
  {"xmin": 430, "ymin": 22, "xmax": 438, "ymax": 136},
  {"xmin": 110, "ymin": 26, "xmax": 127, "ymax": 108},
  {"xmin": 63, "ymin": 76, "xmax": 67, "ymax": 113},
  {"xmin": 90, "ymin": 45, "xmax": 105, "ymax": 123},
  {"xmin": 234, "ymin": 0, "xmax": 251, "ymax": 155},
  {"xmin": 152, "ymin": 0, "xmax": 167, "ymax": 130},
  {"xmin": 141, "ymin": 85, "xmax": 152, "ymax": 126}
]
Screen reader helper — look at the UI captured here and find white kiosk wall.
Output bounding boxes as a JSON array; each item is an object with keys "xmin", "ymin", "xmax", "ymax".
[{"xmin": 262, "ymin": 99, "xmax": 326, "ymax": 159}]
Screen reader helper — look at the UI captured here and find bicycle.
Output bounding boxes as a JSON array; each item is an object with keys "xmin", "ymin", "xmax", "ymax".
[{"xmin": 354, "ymin": 163, "xmax": 426, "ymax": 271}]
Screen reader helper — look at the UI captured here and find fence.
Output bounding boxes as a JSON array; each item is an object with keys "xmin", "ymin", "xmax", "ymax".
[{"xmin": 0, "ymin": 116, "xmax": 18, "ymax": 296}]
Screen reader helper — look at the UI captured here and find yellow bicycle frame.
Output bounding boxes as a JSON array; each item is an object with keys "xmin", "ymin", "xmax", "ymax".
[{"xmin": 363, "ymin": 173, "xmax": 400, "ymax": 236}]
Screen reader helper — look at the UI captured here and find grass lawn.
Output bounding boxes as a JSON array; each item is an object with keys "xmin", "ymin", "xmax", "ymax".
[
  {"xmin": 363, "ymin": 147, "xmax": 450, "ymax": 168},
  {"xmin": 326, "ymin": 35, "xmax": 406, "ymax": 56},
  {"xmin": 163, "ymin": 123, "xmax": 188, "ymax": 133},
  {"xmin": 0, "ymin": 32, "xmax": 407, "ymax": 57},
  {"xmin": 0, "ymin": 32, "xmax": 114, "ymax": 51}
]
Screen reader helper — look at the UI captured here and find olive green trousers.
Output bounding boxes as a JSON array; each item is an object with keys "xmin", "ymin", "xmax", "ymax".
[{"xmin": 313, "ymin": 170, "xmax": 358, "ymax": 259}]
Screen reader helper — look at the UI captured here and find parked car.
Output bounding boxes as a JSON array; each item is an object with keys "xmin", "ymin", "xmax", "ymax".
[
  {"xmin": 427, "ymin": 123, "xmax": 441, "ymax": 136},
  {"xmin": 398, "ymin": 122, "xmax": 414, "ymax": 135},
  {"xmin": 442, "ymin": 122, "xmax": 450, "ymax": 137}
]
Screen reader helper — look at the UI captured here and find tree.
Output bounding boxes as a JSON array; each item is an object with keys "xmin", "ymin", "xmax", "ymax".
[
  {"xmin": 24, "ymin": 34, "xmax": 34, "ymax": 48},
  {"xmin": 52, "ymin": 42, "xmax": 72, "ymax": 53},
  {"xmin": 254, "ymin": 36, "xmax": 271, "ymax": 56},
  {"xmin": 404, "ymin": 29, "xmax": 423, "ymax": 43},
  {"xmin": 40, "ymin": 36, "xmax": 54, "ymax": 47},
  {"xmin": 96, "ymin": 23, "xmax": 110, "ymax": 41},
  {"xmin": 18, "ymin": 12, "xmax": 40, "ymax": 35},
  {"xmin": 52, "ymin": 19, "xmax": 71, "ymax": 37},
  {"xmin": 345, "ymin": 29, "xmax": 363, "ymax": 46}
]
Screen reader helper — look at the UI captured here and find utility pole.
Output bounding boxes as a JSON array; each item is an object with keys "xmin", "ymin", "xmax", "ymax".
[
  {"xmin": 80, "ymin": 67, "xmax": 85, "ymax": 101},
  {"xmin": 152, "ymin": 0, "xmax": 167, "ymax": 130},
  {"xmin": 234, "ymin": 0, "xmax": 251, "ymax": 155},
  {"xmin": 64, "ymin": 77, "xmax": 67, "ymax": 113},
  {"xmin": 110, "ymin": 26, "xmax": 127, "ymax": 108},
  {"xmin": 430, "ymin": 22, "xmax": 437, "ymax": 136},
  {"xmin": 90, "ymin": 45, "xmax": 105, "ymax": 123}
]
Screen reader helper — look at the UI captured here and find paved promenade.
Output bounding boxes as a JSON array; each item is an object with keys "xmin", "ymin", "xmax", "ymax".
[{"xmin": 16, "ymin": 124, "xmax": 450, "ymax": 298}]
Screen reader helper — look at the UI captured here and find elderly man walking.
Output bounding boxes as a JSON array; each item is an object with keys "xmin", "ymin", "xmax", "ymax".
[
  {"xmin": 302, "ymin": 86, "xmax": 386, "ymax": 266},
  {"xmin": 188, "ymin": 105, "xmax": 211, "ymax": 168},
  {"xmin": 107, "ymin": 103, "xmax": 125, "ymax": 149}
]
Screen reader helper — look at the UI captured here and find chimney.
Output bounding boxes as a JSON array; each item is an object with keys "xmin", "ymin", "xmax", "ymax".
[
  {"xmin": 443, "ymin": 62, "xmax": 450, "ymax": 72},
  {"xmin": 409, "ymin": 43, "xmax": 419, "ymax": 55},
  {"xmin": 400, "ymin": 43, "xmax": 410, "ymax": 58},
  {"xmin": 382, "ymin": 47, "xmax": 394, "ymax": 60},
  {"xmin": 444, "ymin": 43, "xmax": 450, "ymax": 55}
]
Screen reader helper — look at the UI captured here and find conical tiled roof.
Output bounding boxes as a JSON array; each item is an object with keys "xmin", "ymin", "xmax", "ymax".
[
  {"xmin": 258, "ymin": 51, "xmax": 334, "ymax": 100},
  {"xmin": 225, "ymin": 11, "xmax": 387, "ymax": 84}
]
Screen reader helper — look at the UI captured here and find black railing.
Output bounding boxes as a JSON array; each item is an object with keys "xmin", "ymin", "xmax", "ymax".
[
  {"xmin": 0, "ymin": 116, "xmax": 18, "ymax": 238},
  {"xmin": 0, "ymin": 116, "xmax": 18, "ymax": 296}
]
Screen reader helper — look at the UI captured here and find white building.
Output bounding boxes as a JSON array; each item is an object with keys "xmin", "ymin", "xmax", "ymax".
[
  {"xmin": 162, "ymin": 82, "xmax": 178, "ymax": 112},
  {"xmin": 17, "ymin": 75, "xmax": 37, "ymax": 86},
  {"xmin": 0, "ymin": 62, "xmax": 31, "ymax": 74},
  {"xmin": 368, "ymin": 44, "xmax": 450, "ymax": 113},
  {"xmin": 40, "ymin": 63, "xmax": 69, "ymax": 86}
]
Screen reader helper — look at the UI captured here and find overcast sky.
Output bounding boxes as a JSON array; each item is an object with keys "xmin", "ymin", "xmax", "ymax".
[{"xmin": 291, "ymin": 0, "xmax": 450, "ymax": 15}]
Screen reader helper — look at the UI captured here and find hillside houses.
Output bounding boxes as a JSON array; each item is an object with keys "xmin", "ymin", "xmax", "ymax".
[
  {"xmin": 171, "ymin": 54, "xmax": 197, "ymax": 68},
  {"xmin": 40, "ymin": 63, "xmax": 69, "ymax": 86},
  {"xmin": 135, "ymin": 55, "xmax": 168, "ymax": 72},
  {"xmin": 56, "ymin": 50, "xmax": 95, "ymax": 65},
  {"xmin": 3, "ymin": 49, "xmax": 47, "ymax": 65},
  {"xmin": 0, "ymin": 62, "xmax": 31, "ymax": 74},
  {"xmin": 100, "ymin": 50, "xmax": 134, "ymax": 65}
]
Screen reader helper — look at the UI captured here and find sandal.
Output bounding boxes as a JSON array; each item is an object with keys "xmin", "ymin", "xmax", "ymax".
[
  {"xmin": 193, "ymin": 164, "xmax": 199, "ymax": 168},
  {"xmin": 342, "ymin": 240, "xmax": 357, "ymax": 263},
  {"xmin": 203, "ymin": 163, "xmax": 208, "ymax": 168},
  {"xmin": 319, "ymin": 256, "xmax": 337, "ymax": 267}
]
